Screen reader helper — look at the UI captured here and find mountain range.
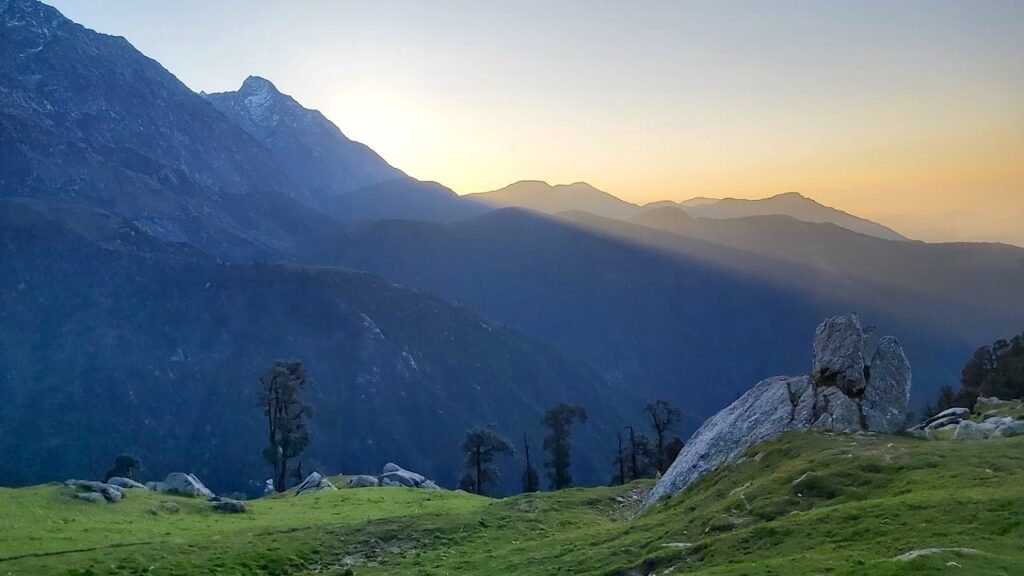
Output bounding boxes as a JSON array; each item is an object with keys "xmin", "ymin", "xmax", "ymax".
[{"xmin": 2, "ymin": 0, "xmax": 1022, "ymax": 495}]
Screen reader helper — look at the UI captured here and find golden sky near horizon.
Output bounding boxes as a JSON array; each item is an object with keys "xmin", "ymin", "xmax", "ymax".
[{"xmin": 50, "ymin": 0, "xmax": 1024, "ymax": 244}]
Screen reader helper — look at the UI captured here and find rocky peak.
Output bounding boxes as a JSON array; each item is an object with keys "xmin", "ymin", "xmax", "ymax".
[{"xmin": 234, "ymin": 75, "xmax": 286, "ymax": 120}]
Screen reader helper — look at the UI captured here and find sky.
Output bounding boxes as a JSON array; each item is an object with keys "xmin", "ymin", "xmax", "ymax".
[{"xmin": 49, "ymin": 0, "xmax": 1024, "ymax": 244}]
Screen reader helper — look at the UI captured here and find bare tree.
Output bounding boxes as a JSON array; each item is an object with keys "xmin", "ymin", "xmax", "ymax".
[
  {"xmin": 259, "ymin": 360, "xmax": 312, "ymax": 492},
  {"xmin": 522, "ymin": 433, "xmax": 540, "ymax": 493},
  {"xmin": 612, "ymin": 432, "xmax": 626, "ymax": 485},
  {"xmin": 645, "ymin": 400, "xmax": 681, "ymax": 474}
]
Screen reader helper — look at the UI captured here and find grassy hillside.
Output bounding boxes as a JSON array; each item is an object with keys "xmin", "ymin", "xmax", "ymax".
[{"xmin": 2, "ymin": 432, "xmax": 1022, "ymax": 575}]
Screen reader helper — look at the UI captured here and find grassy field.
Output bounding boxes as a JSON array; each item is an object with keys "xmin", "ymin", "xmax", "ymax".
[{"xmin": 1, "ymin": 432, "xmax": 1022, "ymax": 575}]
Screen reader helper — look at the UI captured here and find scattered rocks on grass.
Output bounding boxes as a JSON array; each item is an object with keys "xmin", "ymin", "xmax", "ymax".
[{"xmin": 907, "ymin": 399, "xmax": 1024, "ymax": 441}]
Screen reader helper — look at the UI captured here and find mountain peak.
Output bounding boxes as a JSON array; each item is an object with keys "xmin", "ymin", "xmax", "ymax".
[
  {"xmin": 239, "ymin": 75, "xmax": 279, "ymax": 95},
  {"xmin": 772, "ymin": 191, "xmax": 808, "ymax": 200},
  {"xmin": 236, "ymin": 76, "xmax": 281, "ymax": 116}
]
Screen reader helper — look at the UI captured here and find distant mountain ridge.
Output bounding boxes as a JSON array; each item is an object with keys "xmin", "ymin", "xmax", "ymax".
[
  {"xmin": 469, "ymin": 182, "xmax": 907, "ymax": 241},
  {"xmin": 677, "ymin": 192, "xmax": 908, "ymax": 242},
  {"xmin": 466, "ymin": 180, "xmax": 641, "ymax": 220}
]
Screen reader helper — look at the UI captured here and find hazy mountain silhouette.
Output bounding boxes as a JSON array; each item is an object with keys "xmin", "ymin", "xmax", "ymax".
[
  {"xmin": 0, "ymin": 199, "xmax": 626, "ymax": 492},
  {"xmin": 311, "ymin": 208, "xmax": 1011, "ymax": 423},
  {"xmin": 678, "ymin": 192, "xmax": 908, "ymax": 241},
  {"xmin": 467, "ymin": 180, "xmax": 642, "ymax": 219},
  {"xmin": 628, "ymin": 206, "xmax": 1024, "ymax": 312}
]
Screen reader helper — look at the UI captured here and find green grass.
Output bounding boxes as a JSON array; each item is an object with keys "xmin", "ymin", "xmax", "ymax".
[{"xmin": 2, "ymin": 433, "xmax": 1023, "ymax": 575}]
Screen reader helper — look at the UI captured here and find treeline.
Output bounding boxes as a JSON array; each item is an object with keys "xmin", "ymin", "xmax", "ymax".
[
  {"xmin": 101, "ymin": 361, "xmax": 686, "ymax": 496},
  {"xmin": 457, "ymin": 400, "xmax": 685, "ymax": 496},
  {"xmin": 927, "ymin": 330, "xmax": 1024, "ymax": 416}
]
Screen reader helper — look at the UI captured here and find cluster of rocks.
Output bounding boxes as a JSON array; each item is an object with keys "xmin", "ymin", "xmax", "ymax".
[
  {"xmin": 289, "ymin": 463, "xmax": 440, "ymax": 496},
  {"xmin": 64, "ymin": 479, "xmax": 130, "ymax": 503},
  {"xmin": 70, "ymin": 462, "xmax": 442, "ymax": 509},
  {"xmin": 908, "ymin": 401, "xmax": 1024, "ymax": 440},
  {"xmin": 642, "ymin": 314, "xmax": 911, "ymax": 511},
  {"xmin": 67, "ymin": 471, "xmax": 246, "ymax": 513}
]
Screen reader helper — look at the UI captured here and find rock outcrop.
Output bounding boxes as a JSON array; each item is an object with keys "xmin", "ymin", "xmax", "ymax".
[
  {"xmin": 379, "ymin": 463, "xmax": 440, "ymax": 489},
  {"xmin": 642, "ymin": 314, "xmax": 911, "ymax": 511}
]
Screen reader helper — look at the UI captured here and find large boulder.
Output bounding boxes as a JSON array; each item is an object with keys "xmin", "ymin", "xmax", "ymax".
[
  {"xmin": 861, "ymin": 336, "xmax": 912, "ymax": 433},
  {"xmin": 152, "ymin": 473, "xmax": 214, "ymax": 498},
  {"xmin": 643, "ymin": 314, "xmax": 912, "ymax": 511},
  {"xmin": 642, "ymin": 375, "xmax": 816, "ymax": 508},
  {"xmin": 812, "ymin": 314, "xmax": 868, "ymax": 395},
  {"xmin": 294, "ymin": 471, "xmax": 336, "ymax": 496},
  {"xmin": 379, "ymin": 463, "xmax": 440, "ymax": 489}
]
